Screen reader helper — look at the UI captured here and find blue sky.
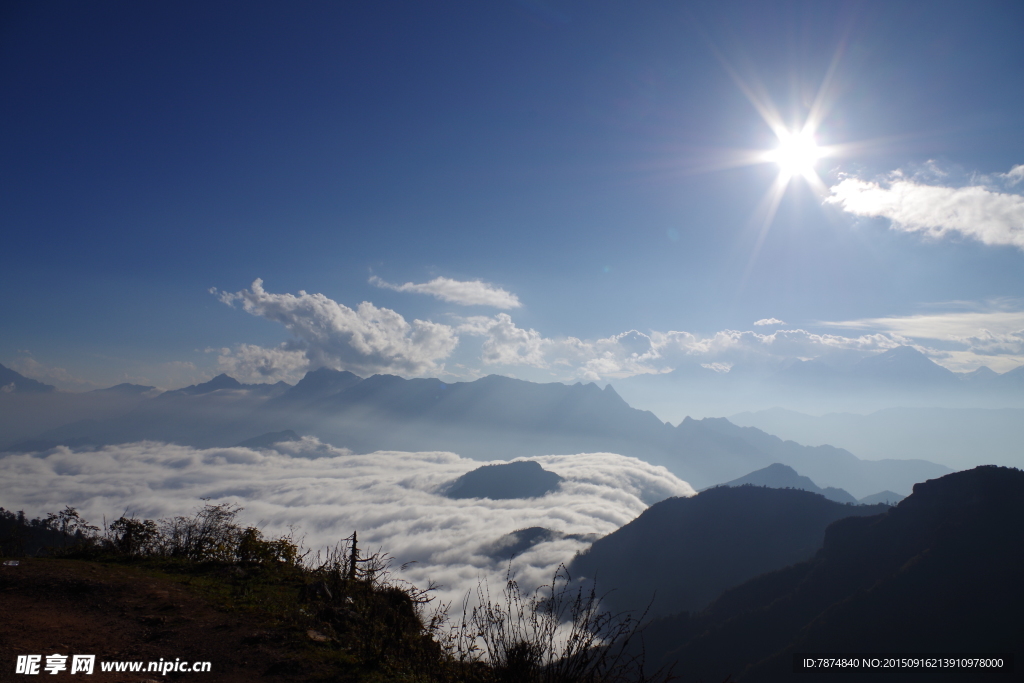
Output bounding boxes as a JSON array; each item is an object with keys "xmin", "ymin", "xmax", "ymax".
[{"xmin": 3, "ymin": 0, "xmax": 1024, "ymax": 392}]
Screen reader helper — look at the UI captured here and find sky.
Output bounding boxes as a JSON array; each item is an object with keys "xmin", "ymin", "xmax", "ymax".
[{"xmin": 3, "ymin": 0, "xmax": 1024, "ymax": 395}]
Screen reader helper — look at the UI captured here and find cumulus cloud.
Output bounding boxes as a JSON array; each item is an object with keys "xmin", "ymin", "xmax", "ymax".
[
  {"xmin": 1000, "ymin": 164, "xmax": 1024, "ymax": 186},
  {"xmin": 214, "ymin": 279, "xmax": 458, "ymax": 377},
  {"xmin": 0, "ymin": 441, "xmax": 693, "ymax": 608},
  {"xmin": 370, "ymin": 276, "xmax": 522, "ymax": 309},
  {"xmin": 213, "ymin": 344, "xmax": 310, "ymax": 384},
  {"xmin": 454, "ymin": 315, "xmax": 918, "ymax": 380},
  {"xmin": 826, "ymin": 166, "xmax": 1024, "ymax": 250},
  {"xmin": 208, "ymin": 279, "xmax": 1023, "ymax": 380}
]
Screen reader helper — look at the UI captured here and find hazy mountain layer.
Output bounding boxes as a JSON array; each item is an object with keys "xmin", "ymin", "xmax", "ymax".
[
  {"xmin": 615, "ymin": 346, "xmax": 1024, "ymax": 422},
  {"xmin": 0, "ymin": 363, "xmax": 55, "ymax": 394},
  {"xmin": 719, "ymin": 463, "xmax": 858, "ymax": 504},
  {"xmin": 1, "ymin": 369, "xmax": 950, "ymax": 496},
  {"xmin": 731, "ymin": 406, "xmax": 1024, "ymax": 470}
]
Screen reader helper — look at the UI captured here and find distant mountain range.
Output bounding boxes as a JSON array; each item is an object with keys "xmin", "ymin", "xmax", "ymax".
[
  {"xmin": 719, "ymin": 463, "xmax": 859, "ymax": 504},
  {"xmin": 613, "ymin": 345, "xmax": 1024, "ymax": 422},
  {"xmin": 716, "ymin": 462, "xmax": 905, "ymax": 505},
  {"xmin": 0, "ymin": 363, "xmax": 55, "ymax": 393},
  {"xmin": 779, "ymin": 345, "xmax": 1024, "ymax": 392},
  {"xmin": 731, "ymin": 405, "xmax": 1024, "ymax": 471},
  {"xmin": 0, "ymin": 365, "xmax": 951, "ymax": 496},
  {"xmin": 569, "ymin": 486, "xmax": 889, "ymax": 619},
  {"xmin": 636, "ymin": 465, "xmax": 1024, "ymax": 681}
]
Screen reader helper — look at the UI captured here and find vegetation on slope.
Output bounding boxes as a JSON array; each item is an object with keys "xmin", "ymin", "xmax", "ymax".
[{"xmin": 0, "ymin": 503, "xmax": 670, "ymax": 683}]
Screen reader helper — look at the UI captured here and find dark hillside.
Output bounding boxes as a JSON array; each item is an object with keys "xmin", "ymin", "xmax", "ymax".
[
  {"xmin": 569, "ymin": 486, "xmax": 887, "ymax": 618},
  {"xmin": 642, "ymin": 466, "xmax": 1024, "ymax": 681}
]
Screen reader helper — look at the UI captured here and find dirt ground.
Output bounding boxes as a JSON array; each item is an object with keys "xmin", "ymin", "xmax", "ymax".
[{"xmin": 0, "ymin": 558, "xmax": 331, "ymax": 682}]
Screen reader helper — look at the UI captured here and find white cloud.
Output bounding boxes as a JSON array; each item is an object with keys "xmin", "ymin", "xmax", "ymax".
[
  {"xmin": 0, "ymin": 441, "xmax": 694, "ymax": 610},
  {"xmin": 209, "ymin": 280, "xmax": 1024, "ymax": 381},
  {"xmin": 822, "ymin": 307, "xmax": 1024, "ymax": 371},
  {"xmin": 454, "ymin": 315, "xmax": 919, "ymax": 380},
  {"xmin": 826, "ymin": 166, "xmax": 1024, "ymax": 250},
  {"xmin": 370, "ymin": 276, "xmax": 522, "ymax": 309},
  {"xmin": 1001, "ymin": 164, "xmax": 1024, "ymax": 186},
  {"xmin": 823, "ymin": 308, "xmax": 1024, "ymax": 342},
  {"xmin": 701, "ymin": 362, "xmax": 733, "ymax": 373},
  {"xmin": 213, "ymin": 344, "xmax": 310, "ymax": 384},
  {"xmin": 753, "ymin": 318, "xmax": 785, "ymax": 326},
  {"xmin": 9, "ymin": 354, "xmax": 98, "ymax": 391},
  {"xmin": 214, "ymin": 279, "xmax": 459, "ymax": 377}
]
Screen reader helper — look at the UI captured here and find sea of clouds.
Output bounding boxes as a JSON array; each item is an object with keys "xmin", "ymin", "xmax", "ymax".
[{"xmin": 0, "ymin": 438, "xmax": 694, "ymax": 609}]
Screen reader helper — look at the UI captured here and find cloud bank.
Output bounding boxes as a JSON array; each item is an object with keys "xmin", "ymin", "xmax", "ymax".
[
  {"xmin": 0, "ymin": 441, "xmax": 693, "ymax": 608},
  {"xmin": 826, "ymin": 165, "xmax": 1024, "ymax": 250},
  {"xmin": 206, "ymin": 279, "xmax": 1023, "ymax": 383},
  {"xmin": 215, "ymin": 279, "xmax": 458, "ymax": 378},
  {"xmin": 370, "ymin": 276, "xmax": 522, "ymax": 309}
]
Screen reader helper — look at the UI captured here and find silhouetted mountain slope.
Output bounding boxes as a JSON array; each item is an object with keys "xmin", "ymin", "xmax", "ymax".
[
  {"xmin": 569, "ymin": 486, "xmax": 887, "ymax": 619},
  {"xmin": 0, "ymin": 363, "xmax": 55, "ymax": 393},
  {"xmin": 642, "ymin": 466, "xmax": 1024, "ymax": 681},
  {"xmin": 163, "ymin": 374, "xmax": 291, "ymax": 398},
  {"xmin": 720, "ymin": 463, "xmax": 858, "ymax": 504},
  {"xmin": 443, "ymin": 460, "xmax": 563, "ymax": 499},
  {"xmin": 270, "ymin": 368, "xmax": 362, "ymax": 405},
  {"xmin": 91, "ymin": 383, "xmax": 156, "ymax": 395}
]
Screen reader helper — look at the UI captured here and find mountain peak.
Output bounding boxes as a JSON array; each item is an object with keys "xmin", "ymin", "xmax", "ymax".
[
  {"xmin": 0, "ymin": 363, "xmax": 57, "ymax": 394},
  {"xmin": 854, "ymin": 345, "xmax": 955, "ymax": 383}
]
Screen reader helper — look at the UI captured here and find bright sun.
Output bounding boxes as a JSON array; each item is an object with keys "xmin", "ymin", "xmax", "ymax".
[{"xmin": 766, "ymin": 130, "xmax": 821, "ymax": 178}]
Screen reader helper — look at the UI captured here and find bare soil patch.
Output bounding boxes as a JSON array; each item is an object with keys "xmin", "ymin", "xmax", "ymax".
[{"xmin": 0, "ymin": 559, "xmax": 339, "ymax": 682}]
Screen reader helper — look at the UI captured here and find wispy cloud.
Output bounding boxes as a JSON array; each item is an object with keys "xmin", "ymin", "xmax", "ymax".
[
  {"xmin": 822, "ymin": 305, "xmax": 1024, "ymax": 371},
  {"xmin": 753, "ymin": 318, "xmax": 785, "ymax": 326},
  {"xmin": 214, "ymin": 279, "xmax": 458, "ymax": 377},
  {"xmin": 0, "ymin": 440, "xmax": 693, "ymax": 609},
  {"xmin": 370, "ymin": 276, "xmax": 522, "ymax": 309},
  {"xmin": 822, "ymin": 308, "xmax": 1024, "ymax": 342},
  {"xmin": 825, "ymin": 164, "xmax": 1024, "ymax": 250}
]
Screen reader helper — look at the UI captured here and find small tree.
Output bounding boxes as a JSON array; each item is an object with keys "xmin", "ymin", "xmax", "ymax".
[{"xmin": 108, "ymin": 516, "xmax": 159, "ymax": 557}]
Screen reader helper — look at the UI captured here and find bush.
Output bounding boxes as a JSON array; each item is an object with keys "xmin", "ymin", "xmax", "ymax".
[
  {"xmin": 1, "ymin": 504, "xmax": 671, "ymax": 682},
  {"xmin": 447, "ymin": 566, "xmax": 671, "ymax": 683}
]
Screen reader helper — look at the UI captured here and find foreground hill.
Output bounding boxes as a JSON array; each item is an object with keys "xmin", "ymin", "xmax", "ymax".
[
  {"xmin": 0, "ymin": 559, "xmax": 306, "ymax": 682},
  {"xmin": 2, "ymin": 370, "xmax": 949, "ymax": 494},
  {"xmin": 639, "ymin": 466, "xmax": 1024, "ymax": 681},
  {"xmin": 570, "ymin": 487, "xmax": 887, "ymax": 619}
]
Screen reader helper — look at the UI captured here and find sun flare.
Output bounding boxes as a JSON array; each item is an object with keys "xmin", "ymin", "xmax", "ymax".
[{"xmin": 765, "ymin": 130, "xmax": 821, "ymax": 179}]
